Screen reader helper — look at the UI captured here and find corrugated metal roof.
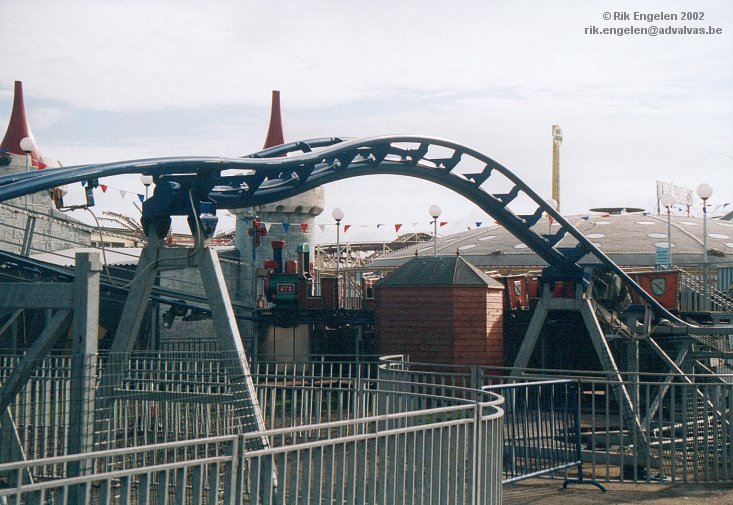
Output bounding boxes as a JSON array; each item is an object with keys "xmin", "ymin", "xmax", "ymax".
[
  {"xmin": 377, "ymin": 256, "xmax": 503, "ymax": 288},
  {"xmin": 31, "ymin": 247, "xmax": 143, "ymax": 267},
  {"xmin": 30, "ymin": 246, "xmax": 236, "ymax": 268},
  {"xmin": 371, "ymin": 214, "xmax": 733, "ymax": 270}
]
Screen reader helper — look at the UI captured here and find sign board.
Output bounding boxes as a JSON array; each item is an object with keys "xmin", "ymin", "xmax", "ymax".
[
  {"xmin": 656, "ymin": 181, "xmax": 694, "ymax": 206},
  {"xmin": 277, "ymin": 283, "xmax": 296, "ymax": 294},
  {"xmin": 655, "ymin": 247, "xmax": 669, "ymax": 268}
]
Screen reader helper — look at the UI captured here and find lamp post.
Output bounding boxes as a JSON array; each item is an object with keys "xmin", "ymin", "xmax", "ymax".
[
  {"xmin": 20, "ymin": 137, "xmax": 34, "ymax": 209},
  {"xmin": 429, "ymin": 204, "xmax": 441, "ymax": 257},
  {"xmin": 140, "ymin": 174, "xmax": 153, "ymax": 201},
  {"xmin": 332, "ymin": 208, "xmax": 344, "ymax": 309},
  {"xmin": 696, "ymin": 183, "xmax": 713, "ymax": 310},
  {"xmin": 660, "ymin": 192, "xmax": 676, "ymax": 268}
]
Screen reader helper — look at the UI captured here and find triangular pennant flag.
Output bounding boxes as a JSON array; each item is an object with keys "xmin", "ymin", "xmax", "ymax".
[
  {"xmin": 439, "ymin": 221, "xmax": 447, "ymax": 227},
  {"xmin": 300, "ymin": 223, "xmax": 309, "ymax": 232},
  {"xmin": 119, "ymin": 189, "xmax": 127, "ymax": 199},
  {"xmin": 282, "ymin": 223, "xmax": 290, "ymax": 232},
  {"xmin": 475, "ymin": 222, "xmax": 482, "ymax": 228},
  {"xmin": 344, "ymin": 225, "xmax": 351, "ymax": 233},
  {"xmin": 138, "ymin": 194, "xmax": 145, "ymax": 203},
  {"xmin": 318, "ymin": 224, "xmax": 326, "ymax": 232},
  {"xmin": 264, "ymin": 222, "xmax": 273, "ymax": 232},
  {"xmin": 100, "ymin": 185, "xmax": 108, "ymax": 193},
  {"xmin": 81, "ymin": 180, "xmax": 87, "ymax": 187},
  {"xmin": 394, "ymin": 224, "xmax": 402, "ymax": 233}
]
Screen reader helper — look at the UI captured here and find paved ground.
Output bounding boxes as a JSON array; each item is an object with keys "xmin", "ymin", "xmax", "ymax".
[{"xmin": 503, "ymin": 480, "xmax": 733, "ymax": 504}]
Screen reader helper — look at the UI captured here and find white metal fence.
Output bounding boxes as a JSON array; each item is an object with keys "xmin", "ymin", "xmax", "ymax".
[
  {"xmin": 378, "ymin": 356, "xmax": 733, "ymax": 484},
  {"xmin": 0, "ymin": 353, "xmax": 504, "ymax": 505}
]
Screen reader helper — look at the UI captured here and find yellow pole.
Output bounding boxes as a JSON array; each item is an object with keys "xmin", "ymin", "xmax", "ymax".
[{"xmin": 552, "ymin": 125, "xmax": 563, "ymax": 212}]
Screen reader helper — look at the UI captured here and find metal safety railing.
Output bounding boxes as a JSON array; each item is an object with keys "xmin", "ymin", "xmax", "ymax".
[
  {"xmin": 0, "ymin": 352, "xmax": 505, "ymax": 505},
  {"xmin": 377, "ymin": 356, "xmax": 603, "ymax": 489},
  {"xmin": 378, "ymin": 355, "xmax": 733, "ymax": 485},
  {"xmin": 676, "ymin": 264, "xmax": 733, "ymax": 312},
  {"xmin": 484, "ymin": 379, "xmax": 604, "ymax": 491}
]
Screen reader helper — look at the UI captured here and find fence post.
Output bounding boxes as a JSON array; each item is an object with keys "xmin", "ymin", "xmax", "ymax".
[
  {"xmin": 471, "ymin": 366, "xmax": 481, "ymax": 397},
  {"xmin": 67, "ymin": 252, "xmax": 101, "ymax": 505},
  {"xmin": 472, "ymin": 400, "xmax": 483, "ymax": 505},
  {"xmin": 230, "ymin": 435, "xmax": 244, "ymax": 505}
]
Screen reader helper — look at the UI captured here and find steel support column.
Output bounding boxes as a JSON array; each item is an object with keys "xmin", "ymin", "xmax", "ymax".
[{"xmin": 67, "ymin": 253, "xmax": 101, "ymax": 505}]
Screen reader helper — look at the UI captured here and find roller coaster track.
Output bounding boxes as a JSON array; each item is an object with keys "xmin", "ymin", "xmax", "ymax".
[{"xmin": 0, "ymin": 135, "xmax": 697, "ymax": 329}]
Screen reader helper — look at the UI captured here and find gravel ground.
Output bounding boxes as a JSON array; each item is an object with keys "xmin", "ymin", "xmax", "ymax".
[{"xmin": 503, "ymin": 480, "xmax": 733, "ymax": 504}]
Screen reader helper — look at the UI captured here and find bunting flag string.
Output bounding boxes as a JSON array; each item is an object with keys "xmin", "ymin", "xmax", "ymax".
[
  {"xmin": 77, "ymin": 180, "xmax": 146, "ymax": 203},
  {"xmin": 84, "ymin": 181, "xmax": 720, "ymax": 234}
]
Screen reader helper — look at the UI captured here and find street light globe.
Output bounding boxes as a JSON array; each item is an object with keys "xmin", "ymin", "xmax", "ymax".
[
  {"xmin": 696, "ymin": 183, "xmax": 713, "ymax": 200},
  {"xmin": 546, "ymin": 198, "xmax": 558, "ymax": 211},
  {"xmin": 429, "ymin": 204, "xmax": 442, "ymax": 219},
  {"xmin": 660, "ymin": 192, "xmax": 676, "ymax": 208},
  {"xmin": 140, "ymin": 174, "xmax": 154, "ymax": 186},
  {"xmin": 332, "ymin": 207, "xmax": 344, "ymax": 222},
  {"xmin": 19, "ymin": 137, "xmax": 34, "ymax": 153}
]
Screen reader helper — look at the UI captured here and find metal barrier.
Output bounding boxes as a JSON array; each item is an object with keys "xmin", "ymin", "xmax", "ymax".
[
  {"xmin": 676, "ymin": 263, "xmax": 733, "ymax": 312},
  {"xmin": 484, "ymin": 379, "xmax": 604, "ymax": 491},
  {"xmin": 378, "ymin": 355, "xmax": 733, "ymax": 485},
  {"xmin": 377, "ymin": 356, "xmax": 603, "ymax": 490},
  {"xmin": 0, "ymin": 352, "xmax": 505, "ymax": 505}
]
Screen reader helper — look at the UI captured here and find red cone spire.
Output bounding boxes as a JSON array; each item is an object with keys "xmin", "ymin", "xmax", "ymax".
[
  {"xmin": 263, "ymin": 90, "xmax": 285, "ymax": 148},
  {"xmin": 1, "ymin": 81, "xmax": 44, "ymax": 168}
]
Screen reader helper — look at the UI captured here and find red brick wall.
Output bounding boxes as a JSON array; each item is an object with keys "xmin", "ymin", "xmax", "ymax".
[
  {"xmin": 452, "ymin": 288, "xmax": 503, "ymax": 368},
  {"xmin": 375, "ymin": 285, "xmax": 504, "ymax": 367},
  {"xmin": 375, "ymin": 286, "xmax": 454, "ymax": 364}
]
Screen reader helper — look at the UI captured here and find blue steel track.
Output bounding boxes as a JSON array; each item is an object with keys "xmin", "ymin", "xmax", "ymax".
[{"xmin": 0, "ymin": 135, "xmax": 690, "ymax": 326}]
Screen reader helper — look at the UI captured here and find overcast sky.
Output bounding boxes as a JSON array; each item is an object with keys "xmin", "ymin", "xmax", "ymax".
[{"xmin": 1, "ymin": 0, "xmax": 731, "ymax": 241}]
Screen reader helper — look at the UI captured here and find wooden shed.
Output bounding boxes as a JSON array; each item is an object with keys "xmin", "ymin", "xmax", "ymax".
[{"xmin": 375, "ymin": 256, "xmax": 505, "ymax": 367}]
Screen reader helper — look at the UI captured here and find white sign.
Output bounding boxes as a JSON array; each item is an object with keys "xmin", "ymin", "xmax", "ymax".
[{"xmin": 656, "ymin": 181, "xmax": 694, "ymax": 206}]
